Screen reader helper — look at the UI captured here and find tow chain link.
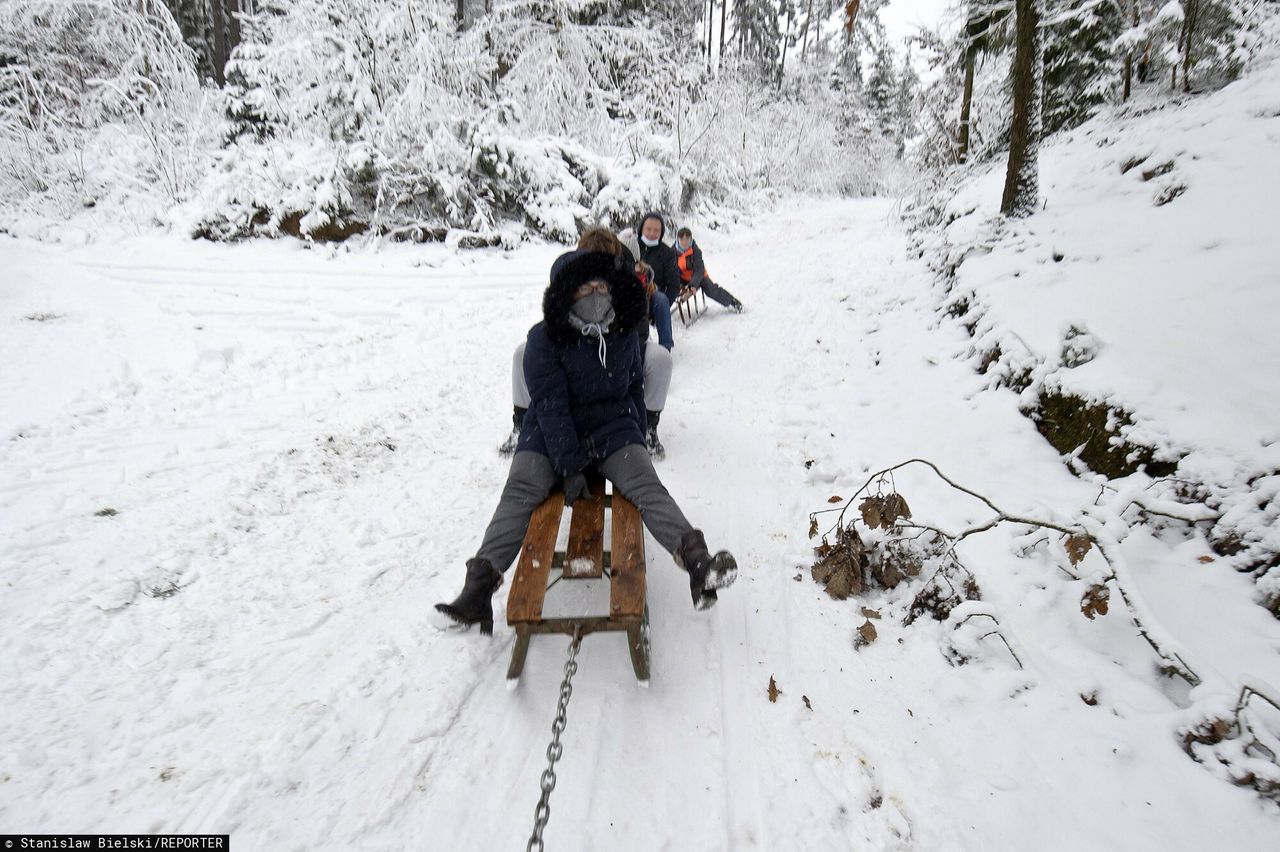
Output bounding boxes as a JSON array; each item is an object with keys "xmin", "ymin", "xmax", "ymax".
[{"xmin": 527, "ymin": 627, "xmax": 583, "ymax": 852}]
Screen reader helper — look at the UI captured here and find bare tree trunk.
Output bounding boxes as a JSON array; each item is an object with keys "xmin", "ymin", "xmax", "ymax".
[
  {"xmin": 227, "ymin": 0, "xmax": 240, "ymax": 57},
  {"xmin": 1182, "ymin": 0, "xmax": 1198, "ymax": 92},
  {"xmin": 778, "ymin": 3, "xmax": 794, "ymax": 87},
  {"xmin": 1122, "ymin": 0, "xmax": 1138, "ymax": 99},
  {"xmin": 210, "ymin": 0, "xmax": 227, "ymax": 86},
  {"xmin": 801, "ymin": 0, "xmax": 814, "ymax": 59},
  {"xmin": 958, "ymin": 41, "xmax": 976, "ymax": 162},
  {"xmin": 720, "ymin": 0, "xmax": 728, "ymax": 60},
  {"xmin": 1001, "ymin": 0, "xmax": 1042, "ymax": 217},
  {"xmin": 707, "ymin": 0, "xmax": 714, "ymax": 66}
]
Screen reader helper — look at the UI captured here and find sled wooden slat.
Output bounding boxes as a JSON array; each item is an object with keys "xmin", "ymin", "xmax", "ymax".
[
  {"xmin": 609, "ymin": 492, "xmax": 646, "ymax": 621},
  {"xmin": 506, "ymin": 494, "xmax": 565, "ymax": 625},
  {"xmin": 506, "ymin": 478, "xmax": 650, "ymax": 682},
  {"xmin": 563, "ymin": 471, "xmax": 606, "ymax": 579}
]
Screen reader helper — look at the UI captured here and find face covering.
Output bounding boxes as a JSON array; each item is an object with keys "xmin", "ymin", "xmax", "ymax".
[
  {"xmin": 571, "ymin": 291, "xmax": 613, "ymax": 325},
  {"xmin": 640, "ymin": 235, "xmax": 660, "ymax": 247},
  {"xmin": 568, "ymin": 291, "xmax": 615, "ymax": 367}
]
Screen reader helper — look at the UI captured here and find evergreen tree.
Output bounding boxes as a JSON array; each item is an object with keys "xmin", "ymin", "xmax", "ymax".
[
  {"xmin": 732, "ymin": 0, "xmax": 783, "ymax": 71},
  {"xmin": 864, "ymin": 36, "xmax": 896, "ymax": 137},
  {"xmin": 1042, "ymin": 0, "xmax": 1122, "ymax": 134},
  {"xmin": 1181, "ymin": 0, "xmax": 1252, "ymax": 91},
  {"xmin": 893, "ymin": 51, "xmax": 920, "ymax": 155}
]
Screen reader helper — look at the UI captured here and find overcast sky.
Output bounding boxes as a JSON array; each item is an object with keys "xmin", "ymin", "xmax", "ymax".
[{"xmin": 879, "ymin": 0, "xmax": 957, "ymax": 46}]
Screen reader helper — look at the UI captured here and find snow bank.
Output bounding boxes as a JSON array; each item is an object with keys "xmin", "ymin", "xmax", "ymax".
[{"xmin": 914, "ymin": 9, "xmax": 1280, "ymax": 611}]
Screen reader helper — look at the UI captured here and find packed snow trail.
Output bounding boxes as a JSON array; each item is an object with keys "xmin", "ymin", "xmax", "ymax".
[{"xmin": 3, "ymin": 201, "xmax": 1278, "ymax": 849}]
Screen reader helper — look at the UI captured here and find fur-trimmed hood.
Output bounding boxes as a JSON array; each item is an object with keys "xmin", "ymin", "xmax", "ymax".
[{"xmin": 542, "ymin": 249, "xmax": 647, "ymax": 346}]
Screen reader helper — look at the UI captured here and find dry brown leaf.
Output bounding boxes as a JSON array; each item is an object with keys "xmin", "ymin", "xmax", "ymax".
[
  {"xmin": 1081, "ymin": 584, "xmax": 1111, "ymax": 620},
  {"xmin": 861, "ymin": 607, "xmax": 882, "ymax": 619},
  {"xmin": 884, "ymin": 493, "xmax": 912, "ymax": 526},
  {"xmin": 768, "ymin": 675, "xmax": 782, "ymax": 703},
  {"xmin": 1065, "ymin": 534, "xmax": 1093, "ymax": 566},
  {"xmin": 808, "ymin": 517, "xmax": 819, "ymax": 539},
  {"xmin": 828, "ymin": 495, "xmax": 843, "ymax": 504},
  {"xmin": 825, "ymin": 568, "xmax": 854, "ymax": 600},
  {"xmin": 859, "ymin": 496, "xmax": 883, "ymax": 530},
  {"xmin": 1197, "ymin": 555, "xmax": 1215, "ymax": 564},
  {"xmin": 856, "ymin": 620, "xmax": 878, "ymax": 648}
]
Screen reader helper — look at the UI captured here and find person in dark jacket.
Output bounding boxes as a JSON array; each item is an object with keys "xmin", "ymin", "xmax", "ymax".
[
  {"xmin": 675, "ymin": 227, "xmax": 744, "ymax": 312},
  {"xmin": 499, "ymin": 228, "xmax": 673, "ymax": 460},
  {"xmin": 636, "ymin": 212, "xmax": 682, "ymax": 301},
  {"xmin": 635, "ymin": 211, "xmax": 681, "ymax": 349},
  {"xmin": 435, "ymin": 249, "xmax": 738, "ymax": 634}
]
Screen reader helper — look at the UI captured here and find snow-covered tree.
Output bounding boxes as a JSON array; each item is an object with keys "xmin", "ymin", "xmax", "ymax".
[
  {"xmin": 732, "ymin": 0, "xmax": 784, "ymax": 71},
  {"xmin": 1180, "ymin": 0, "xmax": 1254, "ymax": 91},
  {"xmin": 1042, "ymin": 0, "xmax": 1123, "ymax": 133},
  {"xmin": 0, "ymin": 0, "xmax": 205, "ymax": 214},
  {"xmin": 161, "ymin": 0, "xmax": 246, "ymax": 84}
]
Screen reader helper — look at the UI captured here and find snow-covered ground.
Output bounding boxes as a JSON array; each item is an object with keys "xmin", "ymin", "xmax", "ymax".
[{"xmin": 3, "ymin": 199, "xmax": 1279, "ymax": 849}]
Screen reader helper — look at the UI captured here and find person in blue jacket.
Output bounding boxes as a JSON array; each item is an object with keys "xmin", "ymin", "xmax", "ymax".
[{"xmin": 435, "ymin": 249, "xmax": 738, "ymax": 634}]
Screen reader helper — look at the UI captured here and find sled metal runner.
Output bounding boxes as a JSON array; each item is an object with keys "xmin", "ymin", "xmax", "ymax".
[
  {"xmin": 506, "ymin": 471, "xmax": 651, "ymax": 682},
  {"xmin": 671, "ymin": 285, "xmax": 708, "ymax": 327}
]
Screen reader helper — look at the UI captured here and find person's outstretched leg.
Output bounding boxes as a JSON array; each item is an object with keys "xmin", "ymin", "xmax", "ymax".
[
  {"xmin": 650, "ymin": 292, "xmax": 675, "ymax": 349},
  {"xmin": 599, "ymin": 446, "xmax": 737, "ymax": 609},
  {"xmin": 436, "ymin": 451, "xmax": 558, "ymax": 632},
  {"xmin": 701, "ymin": 276, "xmax": 743, "ymax": 312}
]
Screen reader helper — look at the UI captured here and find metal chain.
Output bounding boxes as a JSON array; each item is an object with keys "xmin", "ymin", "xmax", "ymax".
[{"xmin": 527, "ymin": 628, "xmax": 583, "ymax": 852}]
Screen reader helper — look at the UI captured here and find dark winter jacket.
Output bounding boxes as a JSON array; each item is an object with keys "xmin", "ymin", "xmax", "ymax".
[
  {"xmin": 675, "ymin": 240, "xmax": 708, "ymax": 290},
  {"xmin": 515, "ymin": 250, "xmax": 650, "ymax": 476},
  {"xmin": 635, "ymin": 212, "xmax": 682, "ymax": 303}
]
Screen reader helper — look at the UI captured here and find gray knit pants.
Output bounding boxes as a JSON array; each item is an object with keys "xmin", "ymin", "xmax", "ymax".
[{"xmin": 475, "ymin": 448, "xmax": 693, "ymax": 572}]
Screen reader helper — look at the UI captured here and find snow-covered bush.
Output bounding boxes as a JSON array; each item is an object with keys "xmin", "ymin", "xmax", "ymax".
[{"xmin": 0, "ymin": 0, "xmax": 209, "ymax": 222}]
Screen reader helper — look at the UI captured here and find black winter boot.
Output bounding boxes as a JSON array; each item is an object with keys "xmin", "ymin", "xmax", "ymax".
[
  {"xmin": 645, "ymin": 409, "xmax": 665, "ymax": 460},
  {"xmin": 435, "ymin": 558, "xmax": 504, "ymax": 634},
  {"xmin": 498, "ymin": 406, "xmax": 527, "ymax": 456},
  {"xmin": 674, "ymin": 530, "xmax": 738, "ymax": 611}
]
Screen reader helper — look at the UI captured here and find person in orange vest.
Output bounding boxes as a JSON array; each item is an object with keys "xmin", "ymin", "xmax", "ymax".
[{"xmin": 674, "ymin": 227, "xmax": 744, "ymax": 313}]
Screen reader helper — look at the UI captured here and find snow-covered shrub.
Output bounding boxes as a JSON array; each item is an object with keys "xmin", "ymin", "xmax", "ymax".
[
  {"xmin": 588, "ymin": 159, "xmax": 672, "ymax": 231},
  {"xmin": 1181, "ymin": 683, "xmax": 1280, "ymax": 801},
  {"xmin": 0, "ymin": 0, "xmax": 208, "ymax": 221}
]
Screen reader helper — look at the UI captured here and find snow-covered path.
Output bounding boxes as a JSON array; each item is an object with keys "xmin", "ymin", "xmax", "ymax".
[{"xmin": 3, "ymin": 202, "xmax": 1278, "ymax": 849}]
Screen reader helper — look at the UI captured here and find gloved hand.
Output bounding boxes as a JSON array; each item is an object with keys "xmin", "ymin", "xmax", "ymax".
[{"xmin": 563, "ymin": 471, "xmax": 591, "ymax": 506}]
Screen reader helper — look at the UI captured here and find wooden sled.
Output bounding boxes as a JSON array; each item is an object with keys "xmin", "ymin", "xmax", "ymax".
[
  {"xmin": 670, "ymin": 285, "xmax": 708, "ymax": 328},
  {"xmin": 506, "ymin": 471, "xmax": 651, "ymax": 683}
]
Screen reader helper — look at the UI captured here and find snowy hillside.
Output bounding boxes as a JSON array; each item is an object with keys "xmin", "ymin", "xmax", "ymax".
[
  {"xmin": 4, "ymin": 195, "xmax": 1280, "ymax": 848},
  {"xmin": 920, "ymin": 11, "xmax": 1280, "ymax": 620}
]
